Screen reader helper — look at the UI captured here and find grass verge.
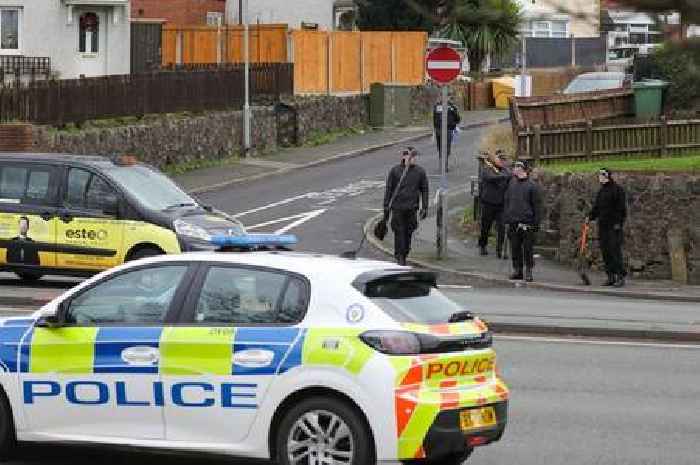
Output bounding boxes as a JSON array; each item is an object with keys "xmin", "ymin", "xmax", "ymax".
[{"xmin": 541, "ymin": 153, "xmax": 700, "ymax": 174}]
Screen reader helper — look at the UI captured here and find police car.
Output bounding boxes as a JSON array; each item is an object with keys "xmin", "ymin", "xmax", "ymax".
[
  {"xmin": 0, "ymin": 236, "xmax": 509, "ymax": 465},
  {"xmin": 0, "ymin": 153, "xmax": 245, "ymax": 281}
]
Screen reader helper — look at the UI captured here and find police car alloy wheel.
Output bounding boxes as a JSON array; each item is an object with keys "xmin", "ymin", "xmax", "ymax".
[{"xmin": 276, "ymin": 397, "xmax": 374, "ymax": 465}]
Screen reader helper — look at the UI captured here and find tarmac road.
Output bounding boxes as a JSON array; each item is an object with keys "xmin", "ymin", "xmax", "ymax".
[{"xmin": 5, "ymin": 337, "xmax": 698, "ymax": 465}]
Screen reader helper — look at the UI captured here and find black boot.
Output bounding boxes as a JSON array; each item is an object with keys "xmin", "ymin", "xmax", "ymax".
[
  {"xmin": 525, "ymin": 268, "xmax": 534, "ymax": 282},
  {"xmin": 480, "ymin": 246, "xmax": 488, "ymax": 256},
  {"xmin": 509, "ymin": 269, "xmax": 523, "ymax": 280},
  {"xmin": 602, "ymin": 273, "xmax": 615, "ymax": 286},
  {"xmin": 496, "ymin": 249, "xmax": 502, "ymax": 259},
  {"xmin": 613, "ymin": 274, "xmax": 625, "ymax": 288}
]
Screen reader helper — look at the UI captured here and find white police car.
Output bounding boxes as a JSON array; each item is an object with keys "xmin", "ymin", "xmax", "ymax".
[{"xmin": 0, "ymin": 235, "xmax": 508, "ymax": 465}]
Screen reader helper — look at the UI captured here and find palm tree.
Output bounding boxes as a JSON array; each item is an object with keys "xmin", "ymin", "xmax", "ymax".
[{"xmin": 439, "ymin": 0, "xmax": 522, "ymax": 74}]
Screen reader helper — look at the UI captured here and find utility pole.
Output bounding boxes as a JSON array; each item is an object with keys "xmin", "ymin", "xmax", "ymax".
[
  {"xmin": 520, "ymin": 34, "xmax": 527, "ymax": 97},
  {"xmin": 243, "ymin": 0, "xmax": 251, "ymax": 156}
]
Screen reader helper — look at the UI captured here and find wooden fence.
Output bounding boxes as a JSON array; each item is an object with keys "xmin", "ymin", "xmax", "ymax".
[
  {"xmin": 292, "ymin": 30, "xmax": 427, "ymax": 94},
  {"xmin": 516, "ymin": 118, "xmax": 700, "ymax": 163},
  {"xmin": 162, "ymin": 24, "xmax": 288, "ymax": 66},
  {"xmin": 0, "ymin": 64, "xmax": 293, "ymax": 125},
  {"xmin": 510, "ymin": 89, "xmax": 635, "ymax": 131}
]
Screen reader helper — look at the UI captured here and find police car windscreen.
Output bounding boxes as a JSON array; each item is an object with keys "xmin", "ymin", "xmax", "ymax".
[
  {"xmin": 366, "ymin": 279, "xmax": 465, "ymax": 325},
  {"xmin": 105, "ymin": 166, "xmax": 197, "ymax": 211}
]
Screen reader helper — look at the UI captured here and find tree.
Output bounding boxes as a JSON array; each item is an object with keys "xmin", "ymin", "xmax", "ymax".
[
  {"xmin": 439, "ymin": 0, "xmax": 522, "ymax": 73},
  {"xmin": 355, "ymin": 0, "xmax": 439, "ymax": 31}
]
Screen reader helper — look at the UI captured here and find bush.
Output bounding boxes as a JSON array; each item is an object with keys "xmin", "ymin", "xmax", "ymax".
[
  {"xmin": 479, "ymin": 123, "xmax": 515, "ymax": 157},
  {"xmin": 635, "ymin": 39, "xmax": 700, "ymax": 113}
]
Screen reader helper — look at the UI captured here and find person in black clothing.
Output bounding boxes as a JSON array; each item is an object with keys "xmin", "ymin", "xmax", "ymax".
[
  {"xmin": 503, "ymin": 162, "xmax": 542, "ymax": 282},
  {"xmin": 433, "ymin": 97, "xmax": 461, "ymax": 172},
  {"xmin": 6, "ymin": 216, "xmax": 41, "ymax": 266},
  {"xmin": 587, "ymin": 168, "xmax": 627, "ymax": 287},
  {"xmin": 478, "ymin": 150, "xmax": 511, "ymax": 257},
  {"xmin": 384, "ymin": 147, "xmax": 429, "ymax": 266}
]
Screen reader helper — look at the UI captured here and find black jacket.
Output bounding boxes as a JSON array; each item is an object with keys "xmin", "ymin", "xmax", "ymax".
[
  {"xmin": 480, "ymin": 165, "xmax": 511, "ymax": 206},
  {"xmin": 503, "ymin": 177, "xmax": 542, "ymax": 226},
  {"xmin": 384, "ymin": 163, "xmax": 429, "ymax": 212},
  {"xmin": 433, "ymin": 102, "xmax": 461, "ymax": 131},
  {"xmin": 590, "ymin": 181, "xmax": 626, "ymax": 227}
]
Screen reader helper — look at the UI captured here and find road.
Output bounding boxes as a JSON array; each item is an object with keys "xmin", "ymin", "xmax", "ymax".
[{"xmin": 6, "ymin": 336, "xmax": 699, "ymax": 465}]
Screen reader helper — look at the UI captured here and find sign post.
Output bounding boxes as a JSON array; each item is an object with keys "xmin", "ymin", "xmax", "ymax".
[{"xmin": 426, "ymin": 46, "xmax": 461, "ymax": 259}]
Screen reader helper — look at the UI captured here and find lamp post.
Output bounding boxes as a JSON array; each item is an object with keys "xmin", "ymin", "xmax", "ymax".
[{"xmin": 243, "ymin": 0, "xmax": 251, "ymax": 156}]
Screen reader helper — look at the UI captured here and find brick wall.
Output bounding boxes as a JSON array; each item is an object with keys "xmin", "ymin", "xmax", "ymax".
[{"xmin": 132, "ymin": 0, "xmax": 226, "ymax": 24}]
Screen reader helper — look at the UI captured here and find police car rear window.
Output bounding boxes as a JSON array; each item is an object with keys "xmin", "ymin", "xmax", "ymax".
[{"xmin": 366, "ymin": 280, "xmax": 464, "ymax": 325}]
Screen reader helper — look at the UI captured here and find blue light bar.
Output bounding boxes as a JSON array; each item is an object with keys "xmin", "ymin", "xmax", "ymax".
[{"xmin": 211, "ymin": 233, "xmax": 298, "ymax": 249}]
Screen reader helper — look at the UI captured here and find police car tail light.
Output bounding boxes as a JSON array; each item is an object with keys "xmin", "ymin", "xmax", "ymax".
[{"xmin": 360, "ymin": 331, "xmax": 424, "ymax": 355}]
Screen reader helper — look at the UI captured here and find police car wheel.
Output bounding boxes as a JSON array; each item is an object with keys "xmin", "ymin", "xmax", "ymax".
[
  {"xmin": 0, "ymin": 391, "xmax": 16, "ymax": 460},
  {"xmin": 14, "ymin": 272, "xmax": 42, "ymax": 282},
  {"xmin": 127, "ymin": 247, "xmax": 163, "ymax": 261},
  {"xmin": 276, "ymin": 397, "xmax": 374, "ymax": 465}
]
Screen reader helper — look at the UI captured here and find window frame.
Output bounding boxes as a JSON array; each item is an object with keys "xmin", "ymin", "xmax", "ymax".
[
  {"xmin": 77, "ymin": 11, "xmax": 100, "ymax": 55},
  {"xmin": 56, "ymin": 262, "xmax": 200, "ymax": 328},
  {"xmin": 180, "ymin": 263, "xmax": 311, "ymax": 327},
  {"xmin": 60, "ymin": 166, "xmax": 124, "ymax": 218},
  {"xmin": 0, "ymin": 7, "xmax": 22, "ymax": 55},
  {"xmin": 0, "ymin": 163, "xmax": 60, "ymax": 208}
]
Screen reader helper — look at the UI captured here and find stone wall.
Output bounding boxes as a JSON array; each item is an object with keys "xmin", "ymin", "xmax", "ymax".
[
  {"xmin": 32, "ymin": 95, "xmax": 371, "ymax": 170},
  {"xmin": 535, "ymin": 171, "xmax": 700, "ymax": 283}
]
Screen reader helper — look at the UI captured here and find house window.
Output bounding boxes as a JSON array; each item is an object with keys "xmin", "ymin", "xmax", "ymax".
[
  {"xmin": 78, "ymin": 12, "xmax": 99, "ymax": 53},
  {"xmin": 533, "ymin": 21, "xmax": 550, "ymax": 37},
  {"xmin": 551, "ymin": 21, "xmax": 567, "ymax": 38},
  {"xmin": 0, "ymin": 8, "xmax": 20, "ymax": 52}
]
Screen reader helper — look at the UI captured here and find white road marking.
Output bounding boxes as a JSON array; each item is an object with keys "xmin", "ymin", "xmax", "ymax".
[
  {"xmin": 495, "ymin": 334, "xmax": 700, "ymax": 349},
  {"xmin": 231, "ymin": 193, "xmax": 310, "ymax": 219},
  {"xmin": 245, "ymin": 209, "xmax": 326, "ymax": 231},
  {"xmin": 275, "ymin": 209, "xmax": 327, "ymax": 234},
  {"xmin": 438, "ymin": 284, "xmax": 474, "ymax": 290}
]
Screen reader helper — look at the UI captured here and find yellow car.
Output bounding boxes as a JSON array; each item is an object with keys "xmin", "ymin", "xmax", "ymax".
[{"xmin": 0, "ymin": 153, "xmax": 245, "ymax": 280}]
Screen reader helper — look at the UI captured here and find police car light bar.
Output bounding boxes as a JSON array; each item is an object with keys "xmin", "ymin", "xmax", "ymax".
[{"xmin": 211, "ymin": 233, "xmax": 298, "ymax": 249}]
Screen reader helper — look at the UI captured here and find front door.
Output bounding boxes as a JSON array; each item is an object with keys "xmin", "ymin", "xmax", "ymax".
[
  {"xmin": 162, "ymin": 264, "xmax": 309, "ymax": 444},
  {"xmin": 76, "ymin": 10, "xmax": 107, "ymax": 77},
  {"xmin": 0, "ymin": 163, "xmax": 59, "ymax": 270},
  {"xmin": 20, "ymin": 263, "xmax": 192, "ymax": 439},
  {"xmin": 56, "ymin": 167, "xmax": 124, "ymax": 271}
]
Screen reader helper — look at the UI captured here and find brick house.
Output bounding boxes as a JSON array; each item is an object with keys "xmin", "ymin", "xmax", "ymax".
[{"xmin": 132, "ymin": 0, "xmax": 226, "ymax": 25}]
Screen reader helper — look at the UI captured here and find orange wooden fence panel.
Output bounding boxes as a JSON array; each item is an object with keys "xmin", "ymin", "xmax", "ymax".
[
  {"xmin": 331, "ymin": 32, "xmax": 362, "ymax": 93},
  {"xmin": 393, "ymin": 32, "xmax": 427, "ymax": 85},
  {"xmin": 361, "ymin": 32, "xmax": 392, "ymax": 93},
  {"xmin": 292, "ymin": 30, "xmax": 329, "ymax": 94},
  {"xmin": 162, "ymin": 24, "xmax": 288, "ymax": 66}
]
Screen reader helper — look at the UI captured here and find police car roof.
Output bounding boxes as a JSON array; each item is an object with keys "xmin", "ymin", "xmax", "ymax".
[
  {"xmin": 142, "ymin": 251, "xmax": 403, "ymax": 282},
  {"xmin": 0, "ymin": 152, "xmax": 139, "ymax": 169}
]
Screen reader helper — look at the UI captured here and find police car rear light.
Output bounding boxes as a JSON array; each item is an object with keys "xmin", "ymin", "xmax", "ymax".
[
  {"xmin": 360, "ymin": 331, "xmax": 422, "ymax": 355},
  {"xmin": 211, "ymin": 233, "xmax": 298, "ymax": 249},
  {"xmin": 360, "ymin": 330, "xmax": 493, "ymax": 355}
]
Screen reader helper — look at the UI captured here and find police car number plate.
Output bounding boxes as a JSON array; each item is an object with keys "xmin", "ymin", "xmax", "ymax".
[{"xmin": 460, "ymin": 407, "xmax": 496, "ymax": 431}]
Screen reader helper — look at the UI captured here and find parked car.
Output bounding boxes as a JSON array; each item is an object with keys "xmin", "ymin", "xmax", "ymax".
[{"xmin": 562, "ymin": 72, "xmax": 630, "ymax": 95}]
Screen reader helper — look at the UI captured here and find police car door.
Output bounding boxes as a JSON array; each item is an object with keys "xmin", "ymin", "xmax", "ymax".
[
  {"xmin": 20, "ymin": 263, "xmax": 195, "ymax": 440},
  {"xmin": 56, "ymin": 168, "xmax": 124, "ymax": 271},
  {"xmin": 160, "ymin": 263, "xmax": 309, "ymax": 444}
]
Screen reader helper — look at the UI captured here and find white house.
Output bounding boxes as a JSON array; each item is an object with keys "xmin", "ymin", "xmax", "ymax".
[
  {"xmin": 225, "ymin": 0, "xmax": 336, "ymax": 29},
  {"xmin": 517, "ymin": 0, "xmax": 601, "ymax": 38},
  {"xmin": 0, "ymin": 0, "xmax": 130, "ymax": 80}
]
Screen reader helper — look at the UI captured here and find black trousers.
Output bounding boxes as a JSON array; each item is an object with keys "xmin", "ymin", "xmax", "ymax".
[
  {"xmin": 508, "ymin": 225, "xmax": 535, "ymax": 272},
  {"xmin": 599, "ymin": 226, "xmax": 624, "ymax": 275},
  {"xmin": 479, "ymin": 203, "xmax": 505, "ymax": 251},
  {"xmin": 435, "ymin": 130, "xmax": 454, "ymax": 161},
  {"xmin": 391, "ymin": 208, "xmax": 418, "ymax": 260}
]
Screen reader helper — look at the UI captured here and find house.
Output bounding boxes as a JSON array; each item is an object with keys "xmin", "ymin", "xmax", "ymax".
[
  {"xmin": 225, "ymin": 0, "xmax": 336, "ymax": 29},
  {"xmin": 517, "ymin": 0, "xmax": 601, "ymax": 38},
  {"xmin": 132, "ymin": 0, "xmax": 225, "ymax": 25},
  {"xmin": 0, "ymin": 0, "xmax": 130, "ymax": 81}
]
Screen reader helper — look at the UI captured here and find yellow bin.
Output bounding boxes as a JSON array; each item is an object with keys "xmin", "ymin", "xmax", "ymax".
[{"xmin": 492, "ymin": 77, "xmax": 515, "ymax": 109}]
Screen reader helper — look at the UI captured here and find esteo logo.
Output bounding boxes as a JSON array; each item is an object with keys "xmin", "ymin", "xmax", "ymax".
[
  {"xmin": 65, "ymin": 229, "xmax": 109, "ymax": 241},
  {"xmin": 23, "ymin": 381, "xmax": 258, "ymax": 409}
]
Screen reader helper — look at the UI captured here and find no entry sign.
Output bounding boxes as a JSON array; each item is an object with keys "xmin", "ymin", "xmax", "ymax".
[{"xmin": 426, "ymin": 47, "xmax": 462, "ymax": 84}]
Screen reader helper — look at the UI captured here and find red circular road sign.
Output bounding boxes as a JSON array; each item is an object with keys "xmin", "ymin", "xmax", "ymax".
[{"xmin": 426, "ymin": 47, "xmax": 462, "ymax": 84}]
